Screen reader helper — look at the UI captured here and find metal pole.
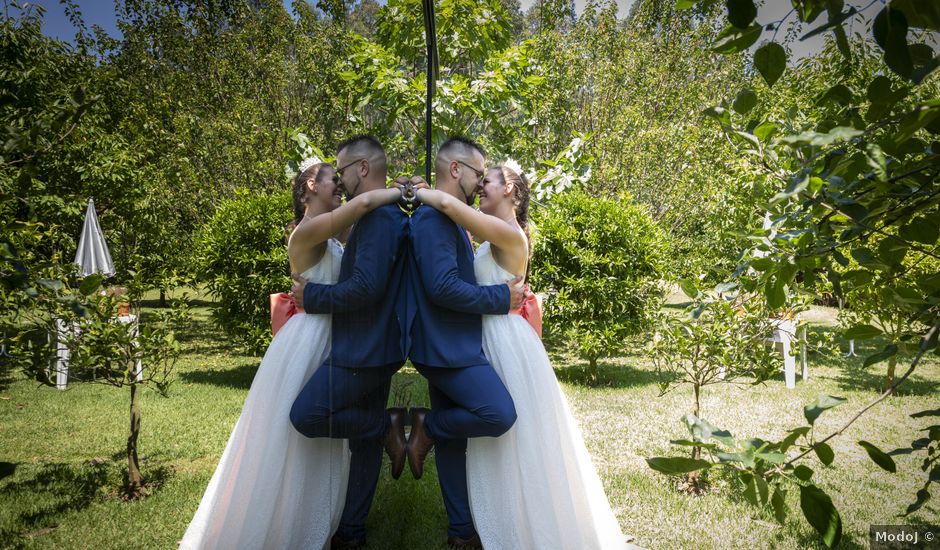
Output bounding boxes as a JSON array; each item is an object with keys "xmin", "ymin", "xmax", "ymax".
[{"xmin": 421, "ymin": 0, "xmax": 439, "ymax": 182}]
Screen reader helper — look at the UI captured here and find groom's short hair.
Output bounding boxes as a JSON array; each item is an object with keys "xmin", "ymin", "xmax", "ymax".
[
  {"xmin": 437, "ymin": 136, "xmax": 486, "ymax": 163},
  {"xmin": 336, "ymin": 135, "xmax": 387, "ymax": 166}
]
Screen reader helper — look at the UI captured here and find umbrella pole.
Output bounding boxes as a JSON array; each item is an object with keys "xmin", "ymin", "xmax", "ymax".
[{"xmin": 422, "ymin": 0, "xmax": 438, "ymax": 182}]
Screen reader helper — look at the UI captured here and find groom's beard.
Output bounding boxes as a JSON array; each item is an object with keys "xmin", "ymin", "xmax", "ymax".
[
  {"xmin": 344, "ymin": 178, "xmax": 361, "ymax": 199},
  {"xmin": 459, "ymin": 182, "xmax": 476, "ymax": 206}
]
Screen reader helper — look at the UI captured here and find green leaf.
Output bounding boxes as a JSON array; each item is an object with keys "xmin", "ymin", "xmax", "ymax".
[
  {"xmin": 676, "ymin": 0, "xmax": 700, "ymax": 8},
  {"xmin": 711, "ymin": 24, "xmax": 763, "ymax": 54},
  {"xmin": 891, "ymin": 0, "xmax": 940, "ymax": 32},
  {"xmin": 893, "ymin": 105, "xmax": 940, "ymax": 145},
  {"xmin": 814, "ymin": 442, "xmax": 834, "ymax": 465},
  {"xmin": 679, "ymin": 279, "xmax": 700, "ymax": 299},
  {"xmin": 834, "ymin": 25, "xmax": 851, "ymax": 60},
  {"xmin": 646, "ymin": 457, "xmax": 713, "ymax": 474},
  {"xmin": 780, "ymin": 426, "xmax": 811, "ymax": 451},
  {"xmin": 874, "ymin": 7, "xmax": 913, "ymax": 78},
  {"xmin": 794, "ymin": 464, "xmax": 814, "ymax": 481},
  {"xmin": 733, "ymin": 88, "xmax": 758, "ymax": 114},
  {"xmin": 817, "ymin": 83, "xmax": 854, "ymax": 105},
  {"xmin": 771, "ymin": 174, "xmax": 807, "ymax": 202},
  {"xmin": 844, "ymin": 324, "xmax": 882, "ymax": 340},
  {"xmin": 711, "ymin": 430, "xmax": 736, "ymax": 448},
  {"xmin": 791, "ymin": 0, "xmax": 827, "ymax": 23},
  {"xmin": 704, "ymin": 106, "xmax": 731, "ymax": 127},
  {"xmin": 858, "ymin": 441, "xmax": 897, "ymax": 472},
  {"xmin": 867, "ymin": 76, "xmax": 897, "ymax": 104},
  {"xmin": 727, "ymin": 0, "xmax": 758, "ymax": 29},
  {"xmin": 754, "ymin": 42, "xmax": 787, "ymax": 87},
  {"xmin": 900, "ymin": 217, "xmax": 940, "ymax": 245},
  {"xmin": 79, "ymin": 274, "xmax": 103, "ymax": 296},
  {"xmin": 37, "ymin": 279, "xmax": 64, "ymax": 291},
  {"xmin": 766, "ymin": 275, "xmax": 786, "ymax": 310},
  {"xmin": 756, "ymin": 450, "xmax": 787, "ymax": 464},
  {"xmin": 754, "ymin": 121, "xmax": 778, "ymax": 141},
  {"xmin": 800, "ymin": 6, "xmax": 857, "ymax": 40},
  {"xmin": 804, "ymin": 395, "xmax": 847, "ymax": 425},
  {"xmin": 772, "ymin": 487, "xmax": 787, "ymax": 524},
  {"xmin": 863, "ymin": 344, "xmax": 898, "ymax": 368},
  {"xmin": 800, "ymin": 484, "xmax": 843, "ymax": 548}
]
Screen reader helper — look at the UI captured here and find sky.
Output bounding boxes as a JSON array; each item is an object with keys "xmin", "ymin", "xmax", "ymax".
[{"xmin": 12, "ymin": 0, "xmax": 886, "ymax": 62}]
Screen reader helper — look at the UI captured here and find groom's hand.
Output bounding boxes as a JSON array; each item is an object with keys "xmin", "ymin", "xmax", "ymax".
[
  {"xmin": 290, "ymin": 272, "xmax": 308, "ymax": 310},
  {"xmin": 507, "ymin": 275, "xmax": 526, "ymax": 311}
]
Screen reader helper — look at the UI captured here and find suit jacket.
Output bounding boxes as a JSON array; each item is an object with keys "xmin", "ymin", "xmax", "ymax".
[
  {"xmin": 303, "ymin": 204, "xmax": 410, "ymax": 368},
  {"xmin": 405, "ymin": 206, "xmax": 509, "ymax": 368}
]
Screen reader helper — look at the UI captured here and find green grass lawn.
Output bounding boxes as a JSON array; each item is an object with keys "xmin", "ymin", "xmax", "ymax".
[{"xmin": 0, "ymin": 298, "xmax": 937, "ymax": 549}]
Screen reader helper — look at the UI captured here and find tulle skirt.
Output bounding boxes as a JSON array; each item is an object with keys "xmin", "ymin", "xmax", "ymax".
[
  {"xmin": 180, "ymin": 312, "xmax": 349, "ymax": 550},
  {"xmin": 468, "ymin": 314, "xmax": 637, "ymax": 550}
]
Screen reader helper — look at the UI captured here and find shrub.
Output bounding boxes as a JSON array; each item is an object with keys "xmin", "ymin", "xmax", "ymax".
[
  {"xmin": 529, "ymin": 188, "xmax": 667, "ymax": 381},
  {"xmin": 195, "ymin": 189, "xmax": 292, "ymax": 354}
]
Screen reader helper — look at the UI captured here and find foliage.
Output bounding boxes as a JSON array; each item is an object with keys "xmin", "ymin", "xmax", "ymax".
[
  {"xmin": 838, "ymin": 260, "xmax": 935, "ymax": 392},
  {"xmin": 518, "ymin": 0, "xmax": 766, "ymax": 280},
  {"xmin": 894, "ymin": 405, "xmax": 940, "ymax": 516},
  {"xmin": 648, "ymin": 0, "xmax": 940, "ymax": 545},
  {"xmin": 530, "ymin": 188, "xmax": 667, "ymax": 381},
  {"xmin": 195, "ymin": 189, "xmax": 292, "ymax": 354},
  {"xmin": 647, "ymin": 400, "xmax": 859, "ymax": 550},
  {"xmin": 338, "ymin": 0, "xmax": 546, "ymax": 173},
  {"xmin": 651, "ymin": 290, "xmax": 778, "ymax": 420},
  {"xmin": 5, "ymin": 265, "xmax": 187, "ymax": 495}
]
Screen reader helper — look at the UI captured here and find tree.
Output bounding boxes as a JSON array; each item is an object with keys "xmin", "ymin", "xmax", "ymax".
[
  {"xmin": 650, "ymin": 0, "xmax": 940, "ymax": 544},
  {"xmin": 530, "ymin": 186, "xmax": 667, "ymax": 382},
  {"xmin": 650, "ymin": 289, "xmax": 777, "ymax": 490}
]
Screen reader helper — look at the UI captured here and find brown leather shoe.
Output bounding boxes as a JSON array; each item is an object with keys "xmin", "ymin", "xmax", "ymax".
[
  {"xmin": 406, "ymin": 407, "xmax": 435, "ymax": 479},
  {"xmin": 446, "ymin": 533, "xmax": 482, "ymax": 549},
  {"xmin": 385, "ymin": 407, "xmax": 407, "ymax": 480},
  {"xmin": 330, "ymin": 533, "xmax": 366, "ymax": 549}
]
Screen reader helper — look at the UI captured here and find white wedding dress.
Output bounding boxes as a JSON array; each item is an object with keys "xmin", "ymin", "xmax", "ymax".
[
  {"xmin": 180, "ymin": 239, "xmax": 349, "ymax": 550},
  {"xmin": 467, "ymin": 242, "xmax": 640, "ymax": 550}
]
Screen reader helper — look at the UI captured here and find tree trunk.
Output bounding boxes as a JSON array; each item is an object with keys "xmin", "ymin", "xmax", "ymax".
[
  {"xmin": 884, "ymin": 354, "xmax": 897, "ymax": 394},
  {"xmin": 159, "ymin": 288, "xmax": 166, "ymax": 308},
  {"xmin": 126, "ymin": 383, "xmax": 142, "ymax": 496},
  {"xmin": 588, "ymin": 356, "xmax": 599, "ymax": 385},
  {"xmin": 688, "ymin": 383, "xmax": 703, "ymax": 488}
]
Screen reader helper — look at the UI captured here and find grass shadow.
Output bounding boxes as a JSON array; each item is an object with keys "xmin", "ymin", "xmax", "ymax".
[
  {"xmin": 180, "ymin": 362, "xmax": 259, "ymax": 390},
  {"xmin": 803, "ymin": 325, "xmax": 940, "ymax": 396},
  {"xmin": 0, "ymin": 462, "xmax": 16, "ymax": 482},
  {"xmin": 0, "ymin": 357, "xmax": 15, "ymax": 392},
  {"xmin": 138, "ymin": 297, "xmax": 216, "ymax": 309},
  {"xmin": 166, "ymin": 312, "xmax": 234, "ymax": 357},
  {"xmin": 0, "ymin": 461, "xmax": 112, "ymax": 542},
  {"xmin": 553, "ymin": 361, "xmax": 663, "ymax": 388}
]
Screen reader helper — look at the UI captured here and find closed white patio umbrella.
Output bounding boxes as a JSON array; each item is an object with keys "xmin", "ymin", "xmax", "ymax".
[{"xmin": 74, "ymin": 198, "xmax": 115, "ymax": 277}]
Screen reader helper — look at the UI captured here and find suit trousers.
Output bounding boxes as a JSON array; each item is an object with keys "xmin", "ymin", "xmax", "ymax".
[{"xmin": 413, "ymin": 362, "xmax": 517, "ymax": 538}]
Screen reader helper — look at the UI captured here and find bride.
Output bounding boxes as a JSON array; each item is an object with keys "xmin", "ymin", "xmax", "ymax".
[
  {"xmin": 180, "ymin": 161, "xmax": 401, "ymax": 549},
  {"xmin": 412, "ymin": 165, "xmax": 641, "ymax": 550}
]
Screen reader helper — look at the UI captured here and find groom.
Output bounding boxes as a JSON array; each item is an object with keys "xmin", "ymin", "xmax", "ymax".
[
  {"xmin": 403, "ymin": 136, "xmax": 522, "ymax": 547},
  {"xmin": 289, "ymin": 135, "xmax": 411, "ymax": 548}
]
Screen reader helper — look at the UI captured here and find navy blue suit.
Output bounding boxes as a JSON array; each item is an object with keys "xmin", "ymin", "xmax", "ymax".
[
  {"xmin": 289, "ymin": 204, "xmax": 409, "ymax": 540},
  {"xmin": 406, "ymin": 206, "xmax": 517, "ymax": 539}
]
